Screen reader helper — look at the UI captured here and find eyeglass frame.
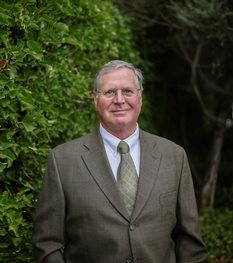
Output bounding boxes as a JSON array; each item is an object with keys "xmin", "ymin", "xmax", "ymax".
[{"xmin": 95, "ymin": 87, "xmax": 142, "ymax": 100}]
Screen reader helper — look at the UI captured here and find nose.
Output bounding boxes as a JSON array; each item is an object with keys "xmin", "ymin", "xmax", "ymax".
[{"xmin": 113, "ymin": 90, "xmax": 125, "ymax": 103}]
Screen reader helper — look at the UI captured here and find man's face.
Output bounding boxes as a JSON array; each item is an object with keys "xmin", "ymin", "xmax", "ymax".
[{"xmin": 94, "ymin": 68, "xmax": 142, "ymax": 137}]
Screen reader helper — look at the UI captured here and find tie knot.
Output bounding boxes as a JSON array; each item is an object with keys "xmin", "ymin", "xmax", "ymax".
[{"xmin": 118, "ymin": 141, "xmax": 129, "ymax": 154}]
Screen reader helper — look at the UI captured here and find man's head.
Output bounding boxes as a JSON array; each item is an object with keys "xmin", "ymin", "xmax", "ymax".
[
  {"xmin": 93, "ymin": 60, "xmax": 143, "ymax": 139},
  {"xmin": 93, "ymin": 60, "xmax": 143, "ymax": 93}
]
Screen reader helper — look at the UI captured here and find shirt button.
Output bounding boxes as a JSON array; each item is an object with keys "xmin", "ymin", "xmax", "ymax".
[
  {"xmin": 129, "ymin": 225, "xmax": 135, "ymax": 231},
  {"xmin": 126, "ymin": 257, "xmax": 133, "ymax": 263}
]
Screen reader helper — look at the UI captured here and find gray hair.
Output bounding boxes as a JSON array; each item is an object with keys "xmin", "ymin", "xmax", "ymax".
[{"xmin": 93, "ymin": 60, "xmax": 143, "ymax": 93}]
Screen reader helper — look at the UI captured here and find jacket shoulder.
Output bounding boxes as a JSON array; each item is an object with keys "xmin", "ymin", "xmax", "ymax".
[
  {"xmin": 140, "ymin": 129, "xmax": 185, "ymax": 154},
  {"xmin": 51, "ymin": 129, "xmax": 98, "ymax": 156}
]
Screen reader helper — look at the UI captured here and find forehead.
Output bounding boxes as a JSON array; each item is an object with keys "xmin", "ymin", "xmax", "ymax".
[{"xmin": 99, "ymin": 68, "xmax": 136, "ymax": 88}]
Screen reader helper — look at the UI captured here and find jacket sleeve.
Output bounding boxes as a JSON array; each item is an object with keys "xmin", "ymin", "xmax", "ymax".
[
  {"xmin": 32, "ymin": 151, "xmax": 66, "ymax": 263},
  {"xmin": 172, "ymin": 149, "xmax": 208, "ymax": 263}
]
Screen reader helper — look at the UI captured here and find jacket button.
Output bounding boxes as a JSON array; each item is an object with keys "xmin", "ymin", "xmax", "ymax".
[
  {"xmin": 126, "ymin": 257, "xmax": 133, "ymax": 263},
  {"xmin": 129, "ymin": 224, "xmax": 135, "ymax": 231}
]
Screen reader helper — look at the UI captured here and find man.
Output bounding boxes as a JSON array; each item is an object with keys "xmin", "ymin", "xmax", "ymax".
[{"xmin": 33, "ymin": 60, "xmax": 207, "ymax": 263}]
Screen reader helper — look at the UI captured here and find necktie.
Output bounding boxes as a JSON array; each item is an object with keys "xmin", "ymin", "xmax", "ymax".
[{"xmin": 117, "ymin": 141, "xmax": 138, "ymax": 216}]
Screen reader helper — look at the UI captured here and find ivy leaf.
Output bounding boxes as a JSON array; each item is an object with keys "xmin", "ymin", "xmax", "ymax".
[
  {"xmin": 0, "ymin": 149, "xmax": 15, "ymax": 167},
  {"xmin": 22, "ymin": 115, "xmax": 36, "ymax": 132},
  {"xmin": 0, "ymin": 162, "xmax": 6, "ymax": 173},
  {"xmin": 66, "ymin": 37, "xmax": 79, "ymax": 46},
  {"xmin": 16, "ymin": 89, "xmax": 35, "ymax": 110},
  {"xmin": 0, "ymin": 12, "xmax": 13, "ymax": 26},
  {"xmin": 27, "ymin": 40, "xmax": 43, "ymax": 60},
  {"xmin": 54, "ymin": 22, "xmax": 69, "ymax": 32},
  {"xmin": 0, "ymin": 30, "xmax": 11, "ymax": 47}
]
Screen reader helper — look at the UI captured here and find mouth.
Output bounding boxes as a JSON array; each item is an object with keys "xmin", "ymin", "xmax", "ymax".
[
  {"xmin": 111, "ymin": 108, "xmax": 130, "ymax": 113},
  {"xmin": 111, "ymin": 110, "xmax": 129, "ymax": 115},
  {"xmin": 112, "ymin": 110, "xmax": 126, "ymax": 113}
]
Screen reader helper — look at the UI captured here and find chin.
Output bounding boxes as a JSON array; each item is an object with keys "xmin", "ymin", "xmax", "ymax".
[
  {"xmin": 112, "ymin": 121, "xmax": 134, "ymax": 131},
  {"xmin": 112, "ymin": 119, "xmax": 128, "ymax": 127}
]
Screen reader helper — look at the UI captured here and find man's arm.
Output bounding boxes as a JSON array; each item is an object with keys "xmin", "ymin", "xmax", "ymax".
[
  {"xmin": 172, "ymin": 149, "xmax": 208, "ymax": 263},
  {"xmin": 32, "ymin": 151, "xmax": 66, "ymax": 263}
]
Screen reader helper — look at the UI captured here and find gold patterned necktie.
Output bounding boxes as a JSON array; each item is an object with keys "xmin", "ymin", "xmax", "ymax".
[{"xmin": 117, "ymin": 141, "xmax": 138, "ymax": 216}]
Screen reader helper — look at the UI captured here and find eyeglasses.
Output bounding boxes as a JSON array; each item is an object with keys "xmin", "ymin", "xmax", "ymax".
[{"xmin": 97, "ymin": 88, "xmax": 141, "ymax": 99}]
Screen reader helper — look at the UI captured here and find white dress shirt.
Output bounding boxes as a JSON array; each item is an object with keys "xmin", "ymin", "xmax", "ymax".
[{"xmin": 99, "ymin": 124, "xmax": 140, "ymax": 180}]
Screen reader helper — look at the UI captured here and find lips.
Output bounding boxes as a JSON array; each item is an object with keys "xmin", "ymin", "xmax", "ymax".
[
  {"xmin": 111, "ymin": 108, "xmax": 130, "ymax": 113},
  {"xmin": 112, "ymin": 110, "xmax": 129, "ymax": 116},
  {"xmin": 112, "ymin": 110, "xmax": 126, "ymax": 113}
]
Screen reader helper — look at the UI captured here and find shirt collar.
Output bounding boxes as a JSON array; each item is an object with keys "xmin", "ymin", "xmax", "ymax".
[{"xmin": 99, "ymin": 123, "xmax": 140, "ymax": 156}]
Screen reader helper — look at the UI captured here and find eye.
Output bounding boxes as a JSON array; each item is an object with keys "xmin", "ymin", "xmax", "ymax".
[
  {"xmin": 103, "ymin": 89, "xmax": 116, "ymax": 97},
  {"xmin": 122, "ymin": 89, "xmax": 135, "ymax": 97}
]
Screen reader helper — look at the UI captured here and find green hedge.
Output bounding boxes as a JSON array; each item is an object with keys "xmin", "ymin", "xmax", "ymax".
[
  {"xmin": 0, "ymin": 0, "xmax": 140, "ymax": 261},
  {"xmin": 200, "ymin": 209, "xmax": 233, "ymax": 263}
]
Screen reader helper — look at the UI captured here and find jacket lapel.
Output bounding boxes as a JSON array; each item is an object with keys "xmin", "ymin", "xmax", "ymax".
[
  {"xmin": 131, "ymin": 130, "xmax": 161, "ymax": 221},
  {"xmin": 81, "ymin": 128, "xmax": 130, "ymax": 220},
  {"xmin": 81, "ymin": 128, "xmax": 161, "ymax": 222}
]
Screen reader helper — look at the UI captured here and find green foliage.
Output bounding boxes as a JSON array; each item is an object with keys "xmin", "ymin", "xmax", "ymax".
[
  {"xmin": 169, "ymin": 0, "xmax": 233, "ymax": 41},
  {"xmin": 0, "ymin": 0, "xmax": 140, "ymax": 261},
  {"xmin": 0, "ymin": 190, "xmax": 33, "ymax": 262},
  {"xmin": 200, "ymin": 209, "xmax": 233, "ymax": 262}
]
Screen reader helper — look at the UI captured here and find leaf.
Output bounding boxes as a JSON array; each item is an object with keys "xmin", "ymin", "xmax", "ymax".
[
  {"xmin": 0, "ymin": 30, "xmax": 10, "ymax": 47},
  {"xmin": 0, "ymin": 12, "xmax": 13, "ymax": 26},
  {"xmin": 27, "ymin": 40, "xmax": 43, "ymax": 60},
  {"xmin": 8, "ymin": 223, "xmax": 18, "ymax": 237},
  {"xmin": 16, "ymin": 89, "xmax": 35, "ymax": 109},
  {"xmin": 0, "ymin": 162, "xmax": 6, "ymax": 172},
  {"xmin": 22, "ymin": 115, "xmax": 36, "ymax": 132},
  {"xmin": 0, "ymin": 149, "xmax": 15, "ymax": 166},
  {"xmin": 66, "ymin": 37, "xmax": 79, "ymax": 46},
  {"xmin": 27, "ymin": 40, "xmax": 43, "ymax": 53},
  {"xmin": 0, "ymin": 229, "xmax": 7, "ymax": 237},
  {"xmin": 54, "ymin": 22, "xmax": 69, "ymax": 32}
]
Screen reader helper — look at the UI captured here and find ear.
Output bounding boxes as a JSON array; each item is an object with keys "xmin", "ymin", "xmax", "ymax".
[
  {"xmin": 139, "ymin": 91, "xmax": 143, "ymax": 105},
  {"xmin": 93, "ymin": 93, "xmax": 98, "ymax": 110}
]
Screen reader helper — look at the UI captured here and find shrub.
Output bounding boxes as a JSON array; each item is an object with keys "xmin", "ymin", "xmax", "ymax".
[
  {"xmin": 0, "ymin": 0, "xmax": 140, "ymax": 261},
  {"xmin": 200, "ymin": 209, "xmax": 233, "ymax": 263}
]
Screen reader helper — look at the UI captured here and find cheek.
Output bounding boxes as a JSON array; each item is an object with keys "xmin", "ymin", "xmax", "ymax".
[
  {"xmin": 134, "ymin": 98, "xmax": 142, "ymax": 112},
  {"xmin": 95, "ymin": 100, "xmax": 110, "ymax": 115}
]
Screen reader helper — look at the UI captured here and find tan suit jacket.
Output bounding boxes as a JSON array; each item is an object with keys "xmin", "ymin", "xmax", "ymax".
[{"xmin": 33, "ymin": 128, "xmax": 207, "ymax": 263}]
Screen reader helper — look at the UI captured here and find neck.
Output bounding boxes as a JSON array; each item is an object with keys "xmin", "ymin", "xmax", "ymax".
[{"xmin": 101, "ymin": 124, "xmax": 137, "ymax": 140}]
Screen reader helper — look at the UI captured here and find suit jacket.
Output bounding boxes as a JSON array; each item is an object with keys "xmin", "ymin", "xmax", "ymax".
[{"xmin": 32, "ymin": 128, "xmax": 207, "ymax": 263}]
